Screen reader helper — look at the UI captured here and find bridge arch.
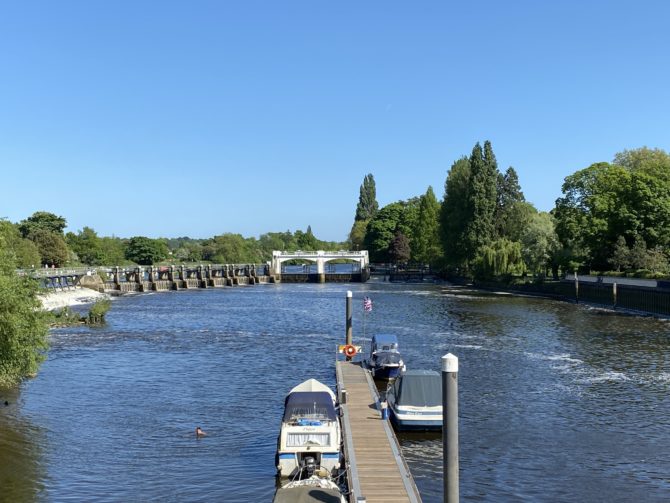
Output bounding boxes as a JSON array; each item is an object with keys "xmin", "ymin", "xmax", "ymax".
[{"xmin": 271, "ymin": 250, "xmax": 369, "ymax": 275}]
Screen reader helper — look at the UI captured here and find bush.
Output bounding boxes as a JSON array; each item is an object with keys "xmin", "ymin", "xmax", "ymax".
[{"xmin": 86, "ymin": 299, "xmax": 111, "ymax": 325}]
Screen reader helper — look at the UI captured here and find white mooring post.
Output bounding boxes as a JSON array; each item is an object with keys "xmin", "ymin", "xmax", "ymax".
[{"xmin": 442, "ymin": 353, "xmax": 459, "ymax": 503}]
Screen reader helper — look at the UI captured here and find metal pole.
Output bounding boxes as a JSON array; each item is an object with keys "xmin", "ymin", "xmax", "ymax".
[
  {"xmin": 346, "ymin": 290, "xmax": 353, "ymax": 353},
  {"xmin": 442, "ymin": 353, "xmax": 459, "ymax": 503}
]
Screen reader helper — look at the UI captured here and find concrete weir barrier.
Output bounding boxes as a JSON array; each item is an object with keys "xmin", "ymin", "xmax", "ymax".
[{"xmin": 99, "ymin": 264, "xmax": 272, "ymax": 293}]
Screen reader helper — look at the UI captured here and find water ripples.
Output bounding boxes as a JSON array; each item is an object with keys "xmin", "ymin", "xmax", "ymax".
[{"xmin": 2, "ymin": 282, "xmax": 669, "ymax": 502}]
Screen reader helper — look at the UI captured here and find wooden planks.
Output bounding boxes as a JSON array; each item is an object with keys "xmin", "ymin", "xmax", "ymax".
[{"xmin": 336, "ymin": 361, "xmax": 422, "ymax": 503}]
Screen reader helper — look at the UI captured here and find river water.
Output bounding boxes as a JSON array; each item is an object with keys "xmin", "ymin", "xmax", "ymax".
[{"xmin": 1, "ymin": 281, "xmax": 669, "ymax": 502}]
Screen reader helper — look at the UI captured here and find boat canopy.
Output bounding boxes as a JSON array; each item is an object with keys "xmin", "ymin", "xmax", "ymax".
[
  {"xmin": 283, "ymin": 391, "xmax": 337, "ymax": 422},
  {"xmin": 391, "ymin": 370, "xmax": 441, "ymax": 407},
  {"xmin": 288, "ymin": 379, "xmax": 336, "ymax": 400},
  {"xmin": 371, "ymin": 334, "xmax": 399, "ymax": 352}
]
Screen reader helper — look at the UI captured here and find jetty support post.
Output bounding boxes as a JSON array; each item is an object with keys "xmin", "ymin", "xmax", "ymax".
[
  {"xmin": 345, "ymin": 290, "xmax": 353, "ymax": 359},
  {"xmin": 442, "ymin": 353, "xmax": 459, "ymax": 503}
]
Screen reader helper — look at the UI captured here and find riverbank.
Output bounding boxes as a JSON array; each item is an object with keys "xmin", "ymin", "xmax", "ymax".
[{"xmin": 39, "ymin": 287, "xmax": 111, "ymax": 311}]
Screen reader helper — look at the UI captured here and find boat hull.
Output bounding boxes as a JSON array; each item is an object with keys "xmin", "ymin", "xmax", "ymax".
[
  {"xmin": 389, "ymin": 407, "xmax": 442, "ymax": 432},
  {"xmin": 370, "ymin": 365, "xmax": 403, "ymax": 380},
  {"xmin": 277, "ymin": 451, "xmax": 341, "ymax": 478}
]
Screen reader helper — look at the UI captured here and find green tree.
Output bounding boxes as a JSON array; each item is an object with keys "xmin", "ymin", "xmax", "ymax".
[
  {"xmin": 18, "ymin": 211, "xmax": 67, "ymax": 237},
  {"xmin": 66, "ymin": 226, "xmax": 103, "ymax": 265},
  {"xmin": 203, "ymin": 233, "xmax": 254, "ymax": 263},
  {"xmin": 496, "ymin": 167, "xmax": 525, "ymax": 237},
  {"xmin": 475, "ymin": 238, "xmax": 523, "ymax": 278},
  {"xmin": 0, "ymin": 236, "xmax": 49, "ymax": 386},
  {"xmin": 348, "ymin": 220, "xmax": 368, "ymax": 251},
  {"xmin": 389, "ymin": 231, "xmax": 411, "ymax": 264},
  {"xmin": 124, "ymin": 236, "xmax": 169, "ymax": 265},
  {"xmin": 465, "ymin": 142, "xmax": 497, "ymax": 257},
  {"xmin": 440, "ymin": 157, "xmax": 471, "ymax": 269},
  {"xmin": 613, "ymin": 146, "xmax": 670, "ymax": 174},
  {"xmin": 0, "ymin": 220, "xmax": 41, "ymax": 268},
  {"xmin": 364, "ymin": 202, "xmax": 407, "ymax": 262},
  {"xmin": 29, "ymin": 229, "xmax": 70, "ymax": 267},
  {"xmin": 610, "ymin": 236, "xmax": 630, "ymax": 271},
  {"xmin": 173, "ymin": 241, "xmax": 203, "ymax": 262},
  {"xmin": 98, "ymin": 237, "xmax": 127, "ymax": 265},
  {"xmin": 355, "ymin": 174, "xmax": 379, "ymax": 221},
  {"xmin": 295, "ymin": 226, "xmax": 319, "ymax": 251},
  {"xmin": 520, "ymin": 211, "xmax": 559, "ymax": 276},
  {"xmin": 412, "ymin": 186, "xmax": 442, "ymax": 265}
]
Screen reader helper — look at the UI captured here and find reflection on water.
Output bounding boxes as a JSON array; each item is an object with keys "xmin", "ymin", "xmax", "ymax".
[
  {"xmin": 0, "ymin": 388, "xmax": 45, "ymax": 502},
  {"xmin": 1, "ymin": 282, "xmax": 669, "ymax": 502}
]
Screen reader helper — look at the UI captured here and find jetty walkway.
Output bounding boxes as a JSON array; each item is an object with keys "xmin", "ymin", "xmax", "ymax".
[{"xmin": 336, "ymin": 361, "xmax": 422, "ymax": 503}]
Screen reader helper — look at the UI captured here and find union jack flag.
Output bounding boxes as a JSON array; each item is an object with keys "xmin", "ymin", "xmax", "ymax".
[{"xmin": 363, "ymin": 296, "xmax": 373, "ymax": 313}]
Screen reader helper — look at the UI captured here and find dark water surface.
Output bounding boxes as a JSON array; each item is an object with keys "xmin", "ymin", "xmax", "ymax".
[{"xmin": 1, "ymin": 282, "xmax": 669, "ymax": 502}]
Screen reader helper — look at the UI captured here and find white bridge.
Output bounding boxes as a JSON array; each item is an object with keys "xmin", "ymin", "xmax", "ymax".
[{"xmin": 271, "ymin": 250, "xmax": 369, "ymax": 275}]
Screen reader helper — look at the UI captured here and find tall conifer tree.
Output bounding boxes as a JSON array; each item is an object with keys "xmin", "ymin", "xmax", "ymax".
[
  {"xmin": 413, "ymin": 186, "xmax": 442, "ymax": 265},
  {"xmin": 355, "ymin": 174, "xmax": 379, "ymax": 221},
  {"xmin": 465, "ymin": 142, "xmax": 497, "ymax": 258},
  {"xmin": 440, "ymin": 157, "xmax": 471, "ymax": 268},
  {"xmin": 350, "ymin": 173, "xmax": 379, "ymax": 249}
]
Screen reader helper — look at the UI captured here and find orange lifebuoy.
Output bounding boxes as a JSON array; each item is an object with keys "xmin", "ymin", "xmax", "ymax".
[{"xmin": 344, "ymin": 344, "xmax": 357, "ymax": 357}]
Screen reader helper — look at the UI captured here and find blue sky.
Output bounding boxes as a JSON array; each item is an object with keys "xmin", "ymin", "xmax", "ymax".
[{"xmin": 1, "ymin": 1, "xmax": 668, "ymax": 242}]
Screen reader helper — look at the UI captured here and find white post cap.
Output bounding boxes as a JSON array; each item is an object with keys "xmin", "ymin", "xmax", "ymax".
[
  {"xmin": 347, "ymin": 290, "xmax": 352, "ymax": 298},
  {"xmin": 442, "ymin": 353, "xmax": 459, "ymax": 373}
]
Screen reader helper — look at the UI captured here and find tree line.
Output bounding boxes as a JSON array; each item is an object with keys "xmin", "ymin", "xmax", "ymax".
[
  {"xmin": 350, "ymin": 144, "xmax": 670, "ymax": 279},
  {"xmin": 0, "ymin": 215, "xmax": 346, "ymax": 268}
]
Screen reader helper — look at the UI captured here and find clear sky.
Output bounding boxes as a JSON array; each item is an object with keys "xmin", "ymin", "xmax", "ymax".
[{"xmin": 1, "ymin": 1, "xmax": 668, "ymax": 242}]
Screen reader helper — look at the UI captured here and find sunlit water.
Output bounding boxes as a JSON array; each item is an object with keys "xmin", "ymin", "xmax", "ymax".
[{"xmin": 1, "ymin": 282, "xmax": 669, "ymax": 502}]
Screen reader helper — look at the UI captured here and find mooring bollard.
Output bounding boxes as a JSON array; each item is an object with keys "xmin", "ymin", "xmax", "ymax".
[
  {"xmin": 340, "ymin": 388, "xmax": 347, "ymax": 405},
  {"xmin": 442, "ymin": 353, "xmax": 459, "ymax": 503}
]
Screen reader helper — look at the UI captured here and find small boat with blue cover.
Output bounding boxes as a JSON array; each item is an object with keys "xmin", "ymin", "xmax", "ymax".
[
  {"xmin": 365, "ymin": 334, "xmax": 406, "ymax": 380},
  {"xmin": 276, "ymin": 379, "xmax": 342, "ymax": 479},
  {"xmin": 386, "ymin": 370, "xmax": 443, "ymax": 431}
]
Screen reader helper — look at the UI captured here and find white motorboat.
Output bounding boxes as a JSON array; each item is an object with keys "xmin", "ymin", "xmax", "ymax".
[
  {"xmin": 276, "ymin": 379, "xmax": 342, "ymax": 479},
  {"xmin": 386, "ymin": 370, "xmax": 443, "ymax": 431}
]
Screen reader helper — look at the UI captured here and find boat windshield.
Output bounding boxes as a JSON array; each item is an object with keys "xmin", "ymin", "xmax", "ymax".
[
  {"xmin": 372, "ymin": 335, "xmax": 400, "ymax": 353},
  {"xmin": 283, "ymin": 391, "xmax": 337, "ymax": 422}
]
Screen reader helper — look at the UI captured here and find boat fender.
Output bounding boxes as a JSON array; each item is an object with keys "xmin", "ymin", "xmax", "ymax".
[{"xmin": 343, "ymin": 344, "xmax": 357, "ymax": 357}]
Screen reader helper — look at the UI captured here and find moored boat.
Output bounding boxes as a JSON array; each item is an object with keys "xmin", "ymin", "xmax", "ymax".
[
  {"xmin": 386, "ymin": 370, "xmax": 443, "ymax": 431},
  {"xmin": 365, "ymin": 334, "xmax": 406, "ymax": 380},
  {"xmin": 276, "ymin": 379, "xmax": 342, "ymax": 479}
]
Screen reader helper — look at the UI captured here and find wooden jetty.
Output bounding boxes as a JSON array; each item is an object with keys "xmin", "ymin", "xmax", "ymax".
[{"xmin": 336, "ymin": 360, "xmax": 422, "ymax": 503}]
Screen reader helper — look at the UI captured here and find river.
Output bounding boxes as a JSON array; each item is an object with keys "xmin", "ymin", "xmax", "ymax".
[{"xmin": 1, "ymin": 281, "xmax": 669, "ymax": 502}]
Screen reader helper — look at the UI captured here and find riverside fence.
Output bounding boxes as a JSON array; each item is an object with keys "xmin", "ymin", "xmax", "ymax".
[{"xmin": 473, "ymin": 278, "xmax": 670, "ymax": 318}]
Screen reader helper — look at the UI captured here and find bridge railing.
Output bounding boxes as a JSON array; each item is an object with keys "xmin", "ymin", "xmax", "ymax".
[
  {"xmin": 273, "ymin": 250, "xmax": 369, "ymax": 257},
  {"xmin": 18, "ymin": 267, "xmax": 98, "ymax": 278}
]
